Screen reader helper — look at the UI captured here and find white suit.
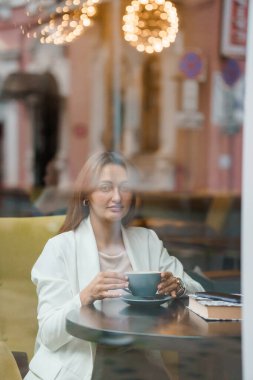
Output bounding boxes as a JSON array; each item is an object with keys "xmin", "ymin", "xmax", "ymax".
[{"xmin": 25, "ymin": 217, "xmax": 204, "ymax": 380}]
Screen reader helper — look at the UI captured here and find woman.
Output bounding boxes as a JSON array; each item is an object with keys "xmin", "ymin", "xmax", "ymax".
[{"xmin": 25, "ymin": 151, "xmax": 204, "ymax": 380}]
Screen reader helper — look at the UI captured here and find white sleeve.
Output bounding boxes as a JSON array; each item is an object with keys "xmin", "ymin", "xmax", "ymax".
[
  {"xmin": 148, "ymin": 229, "xmax": 205, "ymax": 294},
  {"xmin": 32, "ymin": 238, "xmax": 82, "ymax": 352}
]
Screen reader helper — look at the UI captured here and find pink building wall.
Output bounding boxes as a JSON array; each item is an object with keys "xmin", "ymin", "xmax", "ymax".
[
  {"xmin": 180, "ymin": 0, "xmax": 243, "ymax": 192},
  {"xmin": 67, "ymin": 34, "xmax": 92, "ymax": 180}
]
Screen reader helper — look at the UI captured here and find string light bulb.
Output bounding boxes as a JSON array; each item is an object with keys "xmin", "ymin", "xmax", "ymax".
[
  {"xmin": 22, "ymin": 0, "xmax": 100, "ymax": 45},
  {"xmin": 122, "ymin": 0, "xmax": 179, "ymax": 54}
]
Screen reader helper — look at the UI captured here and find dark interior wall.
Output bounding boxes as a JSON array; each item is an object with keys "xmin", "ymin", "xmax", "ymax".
[{"xmin": 1, "ymin": 71, "xmax": 60, "ymax": 187}]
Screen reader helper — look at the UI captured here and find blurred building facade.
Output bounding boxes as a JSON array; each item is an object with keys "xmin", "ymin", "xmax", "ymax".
[{"xmin": 0, "ymin": 0, "xmax": 246, "ymax": 193}]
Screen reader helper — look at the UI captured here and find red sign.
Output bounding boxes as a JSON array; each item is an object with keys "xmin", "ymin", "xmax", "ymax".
[
  {"xmin": 230, "ymin": 0, "xmax": 248, "ymax": 46},
  {"xmin": 221, "ymin": 0, "xmax": 248, "ymax": 57},
  {"xmin": 72, "ymin": 123, "xmax": 88, "ymax": 139}
]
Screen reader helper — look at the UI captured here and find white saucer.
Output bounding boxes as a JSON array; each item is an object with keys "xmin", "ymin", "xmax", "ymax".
[{"xmin": 121, "ymin": 294, "xmax": 172, "ymax": 307}]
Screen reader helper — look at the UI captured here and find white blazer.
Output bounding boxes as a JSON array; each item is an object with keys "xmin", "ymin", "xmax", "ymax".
[{"xmin": 24, "ymin": 217, "xmax": 204, "ymax": 380}]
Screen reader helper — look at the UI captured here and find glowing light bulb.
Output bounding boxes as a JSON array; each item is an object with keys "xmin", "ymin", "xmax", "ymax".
[{"xmin": 122, "ymin": 0, "xmax": 179, "ymax": 54}]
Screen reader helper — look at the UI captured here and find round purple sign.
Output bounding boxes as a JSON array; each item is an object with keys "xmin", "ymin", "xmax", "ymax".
[
  {"xmin": 221, "ymin": 59, "xmax": 241, "ymax": 87},
  {"xmin": 179, "ymin": 52, "xmax": 203, "ymax": 79}
]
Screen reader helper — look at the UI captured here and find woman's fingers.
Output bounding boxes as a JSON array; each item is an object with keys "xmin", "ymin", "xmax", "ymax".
[
  {"xmin": 100, "ymin": 272, "xmax": 128, "ymax": 280},
  {"xmin": 88, "ymin": 272, "xmax": 129, "ymax": 301},
  {"xmin": 159, "ymin": 284, "xmax": 177, "ymax": 296},
  {"xmin": 160, "ymin": 272, "xmax": 174, "ymax": 281},
  {"xmin": 158, "ymin": 272, "xmax": 177, "ymax": 288},
  {"xmin": 97, "ymin": 272, "xmax": 128, "ymax": 285},
  {"xmin": 97, "ymin": 272, "xmax": 128, "ymax": 290},
  {"xmin": 102, "ymin": 277, "xmax": 128, "ymax": 284},
  {"xmin": 158, "ymin": 285, "xmax": 177, "ymax": 296},
  {"xmin": 158, "ymin": 272, "xmax": 179, "ymax": 297},
  {"xmin": 100, "ymin": 282, "xmax": 129, "ymax": 291},
  {"xmin": 101, "ymin": 291, "xmax": 123, "ymax": 299}
]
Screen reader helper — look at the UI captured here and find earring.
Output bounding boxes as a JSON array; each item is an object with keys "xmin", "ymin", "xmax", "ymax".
[{"xmin": 83, "ymin": 199, "xmax": 89, "ymax": 207}]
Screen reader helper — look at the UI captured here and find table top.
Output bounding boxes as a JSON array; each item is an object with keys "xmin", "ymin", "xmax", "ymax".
[{"xmin": 66, "ymin": 298, "xmax": 241, "ymax": 351}]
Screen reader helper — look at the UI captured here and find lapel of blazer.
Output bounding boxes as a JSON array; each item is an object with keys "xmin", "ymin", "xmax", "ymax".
[{"xmin": 74, "ymin": 217, "xmax": 100, "ymax": 291}]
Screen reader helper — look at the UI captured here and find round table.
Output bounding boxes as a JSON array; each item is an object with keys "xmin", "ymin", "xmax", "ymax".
[{"xmin": 66, "ymin": 298, "xmax": 241, "ymax": 379}]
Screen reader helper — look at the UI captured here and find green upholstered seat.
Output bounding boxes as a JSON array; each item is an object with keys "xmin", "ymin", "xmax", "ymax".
[
  {"xmin": 0, "ymin": 341, "xmax": 22, "ymax": 380},
  {"xmin": 0, "ymin": 216, "xmax": 65, "ymax": 360}
]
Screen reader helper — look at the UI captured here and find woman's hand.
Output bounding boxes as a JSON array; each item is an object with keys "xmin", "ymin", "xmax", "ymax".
[
  {"xmin": 157, "ymin": 272, "xmax": 182, "ymax": 298},
  {"xmin": 80, "ymin": 272, "xmax": 129, "ymax": 305}
]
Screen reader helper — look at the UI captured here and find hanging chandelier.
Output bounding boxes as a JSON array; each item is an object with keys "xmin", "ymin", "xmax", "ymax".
[
  {"xmin": 122, "ymin": 0, "xmax": 179, "ymax": 54},
  {"xmin": 22, "ymin": 0, "xmax": 100, "ymax": 45}
]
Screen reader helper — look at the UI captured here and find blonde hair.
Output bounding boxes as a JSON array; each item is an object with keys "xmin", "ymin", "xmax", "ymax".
[{"xmin": 59, "ymin": 151, "xmax": 137, "ymax": 233}]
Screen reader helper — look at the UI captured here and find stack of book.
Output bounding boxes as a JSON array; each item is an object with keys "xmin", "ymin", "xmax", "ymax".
[{"xmin": 187, "ymin": 292, "xmax": 242, "ymax": 321}]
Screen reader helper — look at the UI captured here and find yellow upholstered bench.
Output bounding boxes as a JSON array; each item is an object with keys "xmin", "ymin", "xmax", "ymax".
[
  {"xmin": 0, "ymin": 215, "xmax": 65, "ymax": 360},
  {"xmin": 0, "ymin": 342, "xmax": 22, "ymax": 380}
]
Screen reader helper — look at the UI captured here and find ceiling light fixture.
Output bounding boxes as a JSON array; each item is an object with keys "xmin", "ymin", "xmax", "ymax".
[
  {"xmin": 22, "ymin": 0, "xmax": 99, "ymax": 45},
  {"xmin": 122, "ymin": 0, "xmax": 179, "ymax": 54}
]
